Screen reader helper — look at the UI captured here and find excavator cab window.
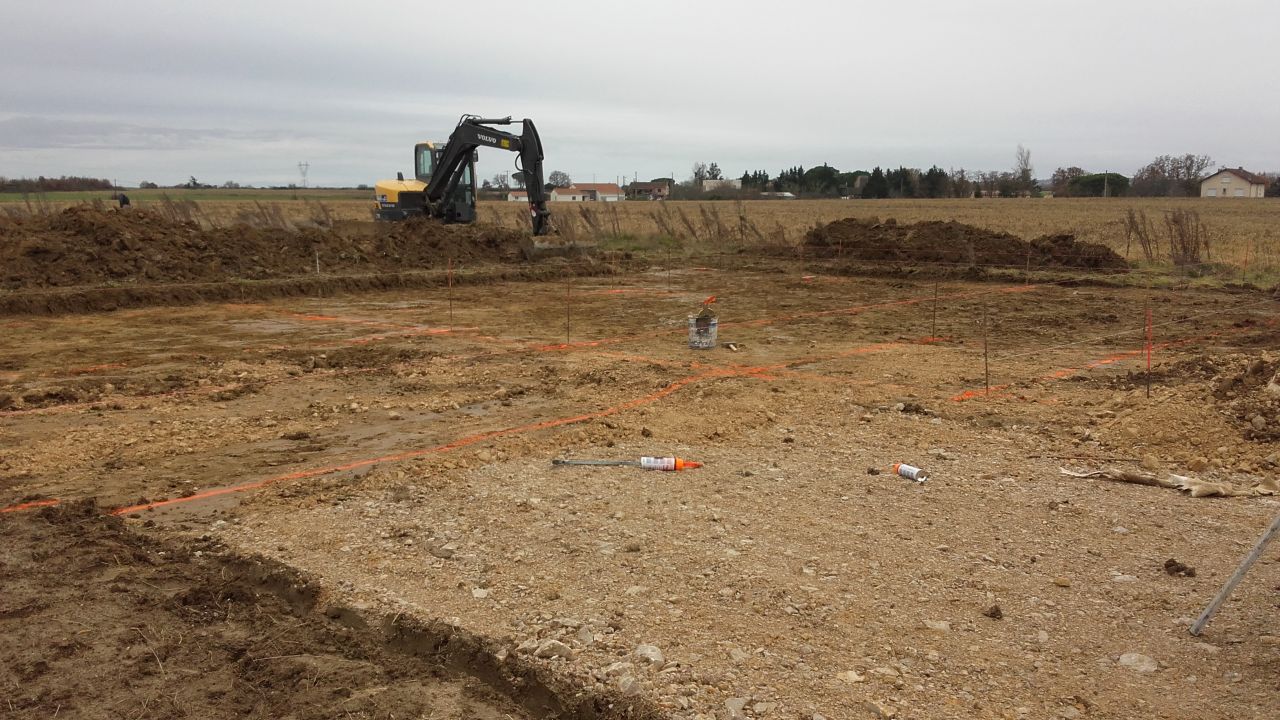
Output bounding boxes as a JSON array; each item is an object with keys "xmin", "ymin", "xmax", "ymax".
[{"xmin": 413, "ymin": 143, "xmax": 434, "ymax": 183}]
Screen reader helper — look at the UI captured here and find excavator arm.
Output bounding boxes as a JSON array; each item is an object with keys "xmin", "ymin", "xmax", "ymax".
[{"xmin": 426, "ymin": 115, "xmax": 551, "ymax": 236}]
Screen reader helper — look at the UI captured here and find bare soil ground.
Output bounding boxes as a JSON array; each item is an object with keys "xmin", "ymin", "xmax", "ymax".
[
  {"xmin": 0, "ymin": 500, "xmax": 555, "ymax": 719},
  {"xmin": 3, "ymin": 250, "xmax": 1280, "ymax": 718}
]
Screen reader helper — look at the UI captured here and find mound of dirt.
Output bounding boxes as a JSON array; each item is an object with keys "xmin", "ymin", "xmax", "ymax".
[
  {"xmin": 0, "ymin": 206, "xmax": 532, "ymax": 290},
  {"xmin": 804, "ymin": 217, "xmax": 1128, "ymax": 270}
]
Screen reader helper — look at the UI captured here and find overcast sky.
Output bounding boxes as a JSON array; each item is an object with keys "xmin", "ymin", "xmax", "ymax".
[{"xmin": 1, "ymin": 1, "xmax": 1275, "ymax": 188}]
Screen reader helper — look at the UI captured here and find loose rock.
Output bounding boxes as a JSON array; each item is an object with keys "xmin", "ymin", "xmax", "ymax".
[
  {"xmin": 634, "ymin": 643, "xmax": 665, "ymax": 667},
  {"xmin": 535, "ymin": 639, "xmax": 572, "ymax": 659},
  {"xmin": 1118, "ymin": 652, "xmax": 1158, "ymax": 673}
]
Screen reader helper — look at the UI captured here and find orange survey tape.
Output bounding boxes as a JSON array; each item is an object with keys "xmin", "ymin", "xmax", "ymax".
[{"xmin": 0, "ymin": 335, "xmax": 922, "ymax": 517}]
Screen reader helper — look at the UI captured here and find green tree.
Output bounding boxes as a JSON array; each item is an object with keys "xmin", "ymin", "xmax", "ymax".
[
  {"xmin": 1130, "ymin": 154, "xmax": 1214, "ymax": 196},
  {"xmin": 1050, "ymin": 167, "xmax": 1086, "ymax": 196},
  {"xmin": 802, "ymin": 164, "xmax": 841, "ymax": 196},
  {"xmin": 863, "ymin": 167, "xmax": 889, "ymax": 199},
  {"xmin": 920, "ymin": 166, "xmax": 949, "ymax": 198},
  {"xmin": 1067, "ymin": 173, "xmax": 1129, "ymax": 197},
  {"xmin": 837, "ymin": 171, "xmax": 869, "ymax": 196},
  {"xmin": 885, "ymin": 167, "xmax": 916, "ymax": 198}
]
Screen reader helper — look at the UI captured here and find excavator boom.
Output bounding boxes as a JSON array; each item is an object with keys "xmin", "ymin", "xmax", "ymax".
[{"xmin": 426, "ymin": 115, "xmax": 551, "ymax": 236}]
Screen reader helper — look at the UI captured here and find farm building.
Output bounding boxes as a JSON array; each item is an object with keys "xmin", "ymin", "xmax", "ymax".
[
  {"xmin": 549, "ymin": 187, "xmax": 587, "ymax": 202},
  {"xmin": 703, "ymin": 178, "xmax": 743, "ymax": 192},
  {"xmin": 549, "ymin": 184, "xmax": 618, "ymax": 202},
  {"xmin": 506, "ymin": 190, "xmax": 528, "ymax": 202},
  {"xmin": 1200, "ymin": 168, "xmax": 1267, "ymax": 198},
  {"xmin": 625, "ymin": 181, "xmax": 671, "ymax": 200},
  {"xmin": 569, "ymin": 183, "xmax": 624, "ymax": 201}
]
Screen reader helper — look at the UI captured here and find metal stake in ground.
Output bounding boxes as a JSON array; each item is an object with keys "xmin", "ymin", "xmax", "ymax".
[
  {"xmin": 1145, "ymin": 303, "xmax": 1153, "ymax": 398},
  {"xmin": 447, "ymin": 257, "xmax": 455, "ymax": 331},
  {"xmin": 565, "ymin": 271, "xmax": 571, "ymax": 344},
  {"xmin": 982, "ymin": 303, "xmax": 990, "ymax": 395},
  {"xmin": 666, "ymin": 243, "xmax": 672, "ymax": 292},
  {"xmin": 1190, "ymin": 511, "xmax": 1280, "ymax": 636},
  {"xmin": 931, "ymin": 279, "xmax": 939, "ymax": 338}
]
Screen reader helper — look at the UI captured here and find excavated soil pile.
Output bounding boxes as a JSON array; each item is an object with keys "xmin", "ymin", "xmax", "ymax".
[
  {"xmin": 1211, "ymin": 353, "xmax": 1280, "ymax": 443},
  {"xmin": 0, "ymin": 206, "xmax": 529, "ymax": 290},
  {"xmin": 804, "ymin": 217, "xmax": 1128, "ymax": 270}
]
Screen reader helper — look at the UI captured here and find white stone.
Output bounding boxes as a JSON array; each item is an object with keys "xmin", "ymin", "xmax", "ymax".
[
  {"xmin": 1118, "ymin": 652, "xmax": 1158, "ymax": 673},
  {"xmin": 837, "ymin": 670, "xmax": 866, "ymax": 684},
  {"xmin": 634, "ymin": 643, "xmax": 665, "ymax": 667},
  {"xmin": 603, "ymin": 661, "xmax": 634, "ymax": 677},
  {"xmin": 534, "ymin": 639, "xmax": 572, "ymax": 659}
]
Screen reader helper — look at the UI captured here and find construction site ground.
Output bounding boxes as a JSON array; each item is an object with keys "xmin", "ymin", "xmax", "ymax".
[{"xmin": 3, "ymin": 264, "xmax": 1279, "ymax": 720}]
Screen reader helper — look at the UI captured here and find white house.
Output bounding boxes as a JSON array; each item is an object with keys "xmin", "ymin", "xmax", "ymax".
[
  {"xmin": 506, "ymin": 190, "xmax": 528, "ymax": 202},
  {"xmin": 702, "ymin": 178, "xmax": 743, "ymax": 192},
  {"xmin": 549, "ymin": 183, "xmax": 624, "ymax": 202},
  {"xmin": 569, "ymin": 183, "xmax": 624, "ymax": 201},
  {"xmin": 1200, "ymin": 168, "xmax": 1267, "ymax": 198},
  {"xmin": 550, "ymin": 187, "xmax": 586, "ymax": 202}
]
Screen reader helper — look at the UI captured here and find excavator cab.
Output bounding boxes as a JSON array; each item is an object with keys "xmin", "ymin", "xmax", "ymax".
[{"xmin": 373, "ymin": 142, "xmax": 476, "ymax": 222}]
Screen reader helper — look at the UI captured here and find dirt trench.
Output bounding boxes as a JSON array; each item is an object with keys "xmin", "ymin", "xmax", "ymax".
[{"xmin": 0, "ymin": 501, "xmax": 661, "ymax": 719}]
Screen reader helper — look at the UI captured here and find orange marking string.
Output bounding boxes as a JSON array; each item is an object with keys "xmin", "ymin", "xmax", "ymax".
[
  {"xmin": 103, "ymin": 340, "xmax": 911, "ymax": 516},
  {"xmin": 0, "ymin": 361, "xmax": 389, "ymax": 418},
  {"xmin": 946, "ymin": 322, "xmax": 1261, "ymax": 402},
  {"xmin": 578, "ymin": 288, "xmax": 681, "ymax": 298},
  {"xmin": 0, "ymin": 498, "xmax": 59, "ymax": 513},
  {"xmin": 68, "ymin": 362, "xmax": 129, "ymax": 375},
  {"xmin": 723, "ymin": 284, "xmax": 1040, "ymax": 330},
  {"xmin": 6, "ymin": 334, "xmax": 1030, "ymax": 515},
  {"xmin": 108, "ymin": 366, "xmax": 744, "ymax": 516}
]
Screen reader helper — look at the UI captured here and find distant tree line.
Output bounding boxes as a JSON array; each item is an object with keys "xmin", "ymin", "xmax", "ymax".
[
  {"xmin": 676, "ymin": 149, "xmax": 1264, "ymax": 200},
  {"xmin": 0, "ymin": 176, "xmax": 114, "ymax": 193}
]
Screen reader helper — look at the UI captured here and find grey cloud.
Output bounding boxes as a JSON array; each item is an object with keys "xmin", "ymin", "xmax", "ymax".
[
  {"xmin": 0, "ymin": 116, "xmax": 285, "ymax": 151},
  {"xmin": 0, "ymin": 1, "xmax": 1276, "ymax": 186}
]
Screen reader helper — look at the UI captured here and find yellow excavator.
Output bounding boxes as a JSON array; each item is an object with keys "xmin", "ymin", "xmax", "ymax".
[{"xmin": 373, "ymin": 114, "xmax": 551, "ymax": 235}]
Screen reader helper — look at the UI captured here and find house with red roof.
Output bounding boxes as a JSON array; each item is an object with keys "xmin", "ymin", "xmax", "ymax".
[{"xmin": 1200, "ymin": 168, "xmax": 1267, "ymax": 198}]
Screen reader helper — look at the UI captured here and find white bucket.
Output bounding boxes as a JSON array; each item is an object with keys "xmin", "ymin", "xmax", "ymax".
[{"xmin": 688, "ymin": 315, "xmax": 718, "ymax": 349}]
